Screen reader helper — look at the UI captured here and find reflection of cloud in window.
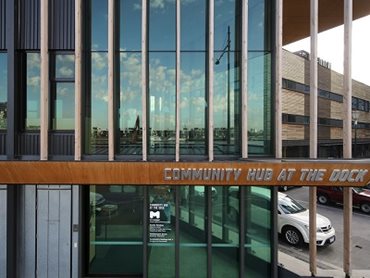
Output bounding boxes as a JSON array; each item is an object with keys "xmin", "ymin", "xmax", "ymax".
[
  {"xmin": 92, "ymin": 52, "xmax": 107, "ymax": 70},
  {"xmin": 27, "ymin": 76, "xmax": 40, "ymax": 87},
  {"xmin": 57, "ymin": 55, "xmax": 74, "ymax": 63},
  {"xmin": 57, "ymin": 66, "xmax": 74, "ymax": 77}
]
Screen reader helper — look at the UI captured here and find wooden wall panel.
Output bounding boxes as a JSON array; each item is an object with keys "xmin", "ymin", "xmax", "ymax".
[{"xmin": 0, "ymin": 161, "xmax": 369, "ymax": 187}]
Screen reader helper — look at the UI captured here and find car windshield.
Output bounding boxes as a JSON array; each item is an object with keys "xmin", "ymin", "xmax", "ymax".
[
  {"xmin": 279, "ymin": 195, "xmax": 306, "ymax": 214},
  {"xmin": 353, "ymin": 187, "xmax": 365, "ymax": 194}
]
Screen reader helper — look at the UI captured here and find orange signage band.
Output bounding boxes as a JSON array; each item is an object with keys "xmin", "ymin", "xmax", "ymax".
[{"xmin": 0, "ymin": 161, "xmax": 370, "ymax": 187}]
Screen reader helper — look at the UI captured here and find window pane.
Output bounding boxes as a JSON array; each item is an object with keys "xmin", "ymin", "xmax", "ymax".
[
  {"xmin": 119, "ymin": 52, "xmax": 142, "ymax": 155},
  {"xmin": 0, "ymin": 53, "xmax": 7, "ymax": 129},
  {"xmin": 120, "ymin": 0, "xmax": 141, "ymax": 51},
  {"xmin": 214, "ymin": 52, "xmax": 241, "ymax": 155},
  {"xmin": 244, "ymin": 187, "xmax": 271, "ymax": 277},
  {"xmin": 149, "ymin": 53, "xmax": 176, "ymax": 155},
  {"xmin": 179, "ymin": 185, "xmax": 207, "ymax": 278},
  {"xmin": 55, "ymin": 54, "xmax": 75, "ymax": 79},
  {"xmin": 92, "ymin": 0, "xmax": 108, "ymax": 51},
  {"xmin": 180, "ymin": 52, "xmax": 206, "ymax": 155},
  {"xmin": 149, "ymin": 0, "xmax": 175, "ymax": 51},
  {"xmin": 248, "ymin": 52, "xmax": 272, "ymax": 155},
  {"xmin": 86, "ymin": 52, "xmax": 108, "ymax": 155},
  {"xmin": 52, "ymin": 83, "xmax": 75, "ymax": 130},
  {"xmin": 89, "ymin": 185, "xmax": 144, "ymax": 275},
  {"xmin": 212, "ymin": 186, "xmax": 238, "ymax": 278},
  {"xmin": 26, "ymin": 53, "xmax": 40, "ymax": 129},
  {"xmin": 148, "ymin": 186, "xmax": 175, "ymax": 278},
  {"xmin": 249, "ymin": 0, "xmax": 271, "ymax": 51},
  {"xmin": 181, "ymin": 0, "xmax": 206, "ymax": 51},
  {"xmin": 215, "ymin": 0, "xmax": 240, "ymax": 52}
]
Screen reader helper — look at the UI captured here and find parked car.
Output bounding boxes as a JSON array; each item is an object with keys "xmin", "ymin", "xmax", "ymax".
[
  {"xmin": 278, "ymin": 185, "xmax": 302, "ymax": 192},
  {"xmin": 317, "ymin": 186, "xmax": 370, "ymax": 214},
  {"xmin": 278, "ymin": 193, "xmax": 335, "ymax": 247},
  {"xmin": 227, "ymin": 189, "xmax": 335, "ymax": 247}
]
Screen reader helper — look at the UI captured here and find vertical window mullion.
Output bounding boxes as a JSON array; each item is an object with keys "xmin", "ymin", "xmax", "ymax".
[
  {"xmin": 142, "ymin": 0, "xmax": 148, "ymax": 161},
  {"xmin": 208, "ymin": 0, "xmax": 214, "ymax": 162},
  {"xmin": 175, "ymin": 0, "xmax": 180, "ymax": 161}
]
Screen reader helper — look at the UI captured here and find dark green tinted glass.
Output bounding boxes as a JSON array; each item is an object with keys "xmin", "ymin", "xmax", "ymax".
[
  {"xmin": 244, "ymin": 187, "xmax": 271, "ymax": 277},
  {"xmin": 148, "ymin": 186, "xmax": 175, "ymax": 278},
  {"xmin": 179, "ymin": 186, "xmax": 207, "ymax": 277},
  {"xmin": 89, "ymin": 185, "xmax": 144, "ymax": 275}
]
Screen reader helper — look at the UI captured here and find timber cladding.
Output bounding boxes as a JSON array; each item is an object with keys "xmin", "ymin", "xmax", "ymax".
[{"xmin": 0, "ymin": 161, "xmax": 370, "ymax": 187}]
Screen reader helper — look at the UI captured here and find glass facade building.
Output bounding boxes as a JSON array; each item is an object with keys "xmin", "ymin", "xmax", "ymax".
[{"xmin": 0, "ymin": 0, "xmax": 369, "ymax": 277}]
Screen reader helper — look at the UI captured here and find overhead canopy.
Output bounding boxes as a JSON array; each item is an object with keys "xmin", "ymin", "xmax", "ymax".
[{"xmin": 283, "ymin": 0, "xmax": 370, "ymax": 45}]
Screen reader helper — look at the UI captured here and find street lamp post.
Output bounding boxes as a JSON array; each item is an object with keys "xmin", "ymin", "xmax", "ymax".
[
  {"xmin": 352, "ymin": 110, "xmax": 360, "ymax": 158},
  {"xmin": 215, "ymin": 26, "xmax": 231, "ymax": 145}
]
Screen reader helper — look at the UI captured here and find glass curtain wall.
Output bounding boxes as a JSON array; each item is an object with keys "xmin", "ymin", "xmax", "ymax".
[
  {"xmin": 88, "ymin": 185, "xmax": 272, "ymax": 277},
  {"xmin": 119, "ymin": 0, "xmax": 142, "ymax": 155},
  {"xmin": 86, "ymin": 0, "xmax": 109, "ymax": 155},
  {"xmin": 247, "ymin": 0, "xmax": 272, "ymax": 156},
  {"xmin": 148, "ymin": 1, "xmax": 176, "ymax": 156},
  {"xmin": 214, "ymin": 0, "xmax": 241, "ymax": 156},
  {"xmin": 180, "ymin": 0, "xmax": 206, "ymax": 155}
]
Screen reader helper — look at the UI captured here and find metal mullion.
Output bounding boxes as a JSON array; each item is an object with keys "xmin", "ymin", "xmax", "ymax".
[
  {"xmin": 175, "ymin": 186, "xmax": 180, "ymax": 278},
  {"xmin": 343, "ymin": 1, "xmax": 353, "ymax": 277},
  {"xmin": 206, "ymin": 185, "xmax": 212, "ymax": 278},
  {"xmin": 175, "ymin": 0, "xmax": 180, "ymax": 162},
  {"xmin": 239, "ymin": 186, "xmax": 245, "ymax": 278},
  {"xmin": 241, "ymin": 0, "xmax": 248, "ymax": 158},
  {"xmin": 274, "ymin": 0, "xmax": 282, "ymax": 160},
  {"xmin": 208, "ymin": 0, "xmax": 214, "ymax": 162},
  {"xmin": 108, "ymin": 0, "xmax": 115, "ymax": 161},
  {"xmin": 40, "ymin": 0, "xmax": 49, "ymax": 160},
  {"xmin": 143, "ymin": 186, "xmax": 148, "ymax": 278},
  {"xmin": 142, "ymin": 0, "xmax": 148, "ymax": 161},
  {"xmin": 309, "ymin": 0, "xmax": 318, "ymax": 275}
]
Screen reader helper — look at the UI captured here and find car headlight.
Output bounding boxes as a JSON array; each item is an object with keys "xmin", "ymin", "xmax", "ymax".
[{"xmin": 304, "ymin": 224, "xmax": 323, "ymax": 233}]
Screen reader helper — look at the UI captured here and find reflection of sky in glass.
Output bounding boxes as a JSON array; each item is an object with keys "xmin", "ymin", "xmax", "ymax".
[
  {"xmin": 149, "ymin": 52, "xmax": 176, "ymax": 131},
  {"xmin": 215, "ymin": 0, "xmax": 238, "ymax": 51},
  {"xmin": 120, "ymin": 52, "xmax": 142, "ymax": 130},
  {"xmin": 54, "ymin": 83, "xmax": 75, "ymax": 130},
  {"xmin": 120, "ymin": 0, "xmax": 141, "ymax": 51},
  {"xmin": 248, "ymin": 52, "xmax": 271, "ymax": 131},
  {"xmin": 92, "ymin": 0, "xmax": 108, "ymax": 50},
  {"xmin": 248, "ymin": 0, "xmax": 270, "ymax": 51},
  {"xmin": 149, "ymin": 0, "xmax": 175, "ymax": 50},
  {"xmin": 26, "ymin": 53, "xmax": 41, "ymax": 129},
  {"xmin": 91, "ymin": 52, "xmax": 108, "ymax": 130},
  {"xmin": 56, "ymin": 55, "xmax": 75, "ymax": 79},
  {"xmin": 181, "ymin": 0, "xmax": 206, "ymax": 50},
  {"xmin": 214, "ymin": 54, "xmax": 237, "ymax": 129},
  {"xmin": 180, "ymin": 52, "xmax": 206, "ymax": 129},
  {"xmin": 0, "ymin": 53, "xmax": 7, "ymax": 102}
]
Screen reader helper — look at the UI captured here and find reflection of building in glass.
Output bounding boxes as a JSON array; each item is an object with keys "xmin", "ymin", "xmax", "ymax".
[
  {"xmin": 282, "ymin": 49, "xmax": 370, "ymax": 158},
  {"xmin": 0, "ymin": 1, "xmax": 369, "ymax": 278}
]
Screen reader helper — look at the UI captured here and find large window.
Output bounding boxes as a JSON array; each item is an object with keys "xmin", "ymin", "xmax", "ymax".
[
  {"xmin": 87, "ymin": 185, "xmax": 273, "ymax": 277},
  {"xmin": 51, "ymin": 54, "xmax": 75, "ymax": 130},
  {"xmin": 25, "ymin": 53, "xmax": 41, "ymax": 130},
  {"xmin": 86, "ymin": 0, "xmax": 109, "ymax": 155}
]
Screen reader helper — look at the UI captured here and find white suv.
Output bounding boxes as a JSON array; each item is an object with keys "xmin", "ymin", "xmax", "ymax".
[
  {"xmin": 278, "ymin": 192, "xmax": 336, "ymax": 247},
  {"xmin": 227, "ymin": 189, "xmax": 335, "ymax": 247}
]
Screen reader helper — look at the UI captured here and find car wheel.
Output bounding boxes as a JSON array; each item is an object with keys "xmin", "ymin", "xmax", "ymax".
[
  {"xmin": 360, "ymin": 203, "xmax": 370, "ymax": 214},
  {"xmin": 283, "ymin": 226, "xmax": 303, "ymax": 246},
  {"xmin": 317, "ymin": 193, "xmax": 329, "ymax": 205},
  {"xmin": 227, "ymin": 207, "xmax": 239, "ymax": 223}
]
